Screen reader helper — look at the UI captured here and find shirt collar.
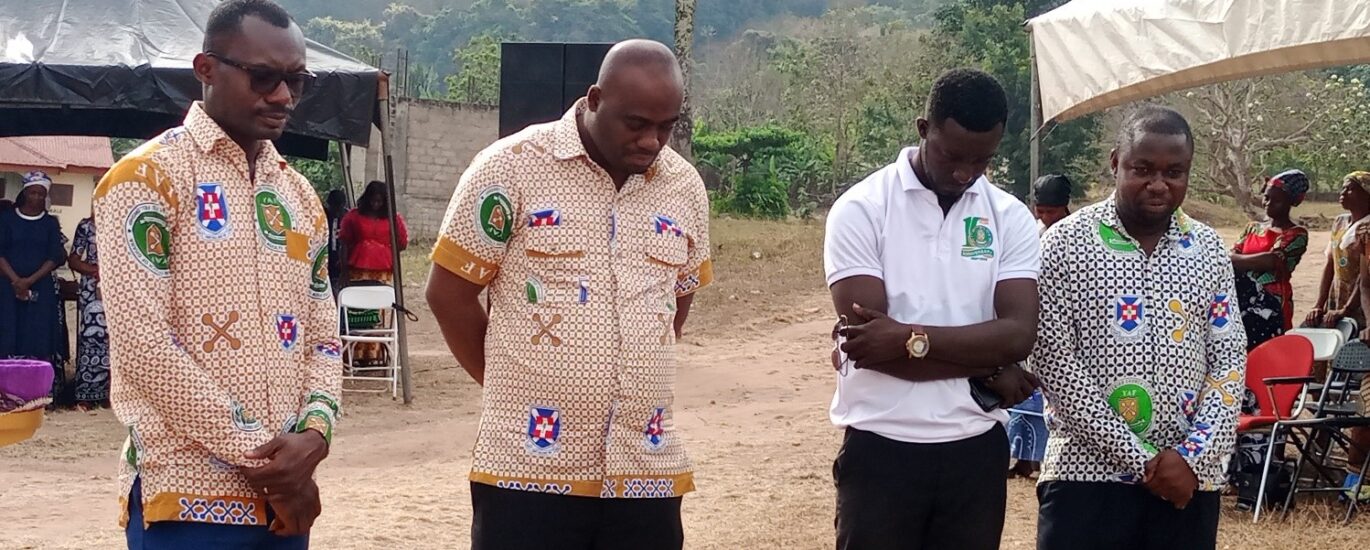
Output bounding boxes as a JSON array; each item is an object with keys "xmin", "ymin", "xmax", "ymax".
[
  {"xmin": 895, "ymin": 146, "xmax": 983, "ymax": 197},
  {"xmin": 1100, "ymin": 195, "xmax": 1192, "ymax": 244},
  {"xmin": 549, "ymin": 98, "xmax": 663, "ymax": 183},
  {"xmin": 184, "ymin": 102, "xmax": 290, "ymax": 171}
]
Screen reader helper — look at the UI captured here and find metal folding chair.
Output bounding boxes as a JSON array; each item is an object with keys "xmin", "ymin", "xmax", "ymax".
[{"xmin": 338, "ymin": 285, "xmax": 400, "ymax": 398}]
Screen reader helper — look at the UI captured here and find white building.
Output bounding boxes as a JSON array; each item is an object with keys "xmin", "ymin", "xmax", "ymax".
[{"xmin": 0, "ymin": 136, "xmax": 114, "ymax": 243}]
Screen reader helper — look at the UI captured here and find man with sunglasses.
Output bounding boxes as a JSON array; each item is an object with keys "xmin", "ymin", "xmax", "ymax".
[{"xmin": 93, "ymin": 1, "xmax": 339, "ymax": 548}]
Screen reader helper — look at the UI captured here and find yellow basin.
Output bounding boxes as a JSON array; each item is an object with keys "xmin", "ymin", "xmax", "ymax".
[{"xmin": 0, "ymin": 409, "xmax": 44, "ymax": 447}]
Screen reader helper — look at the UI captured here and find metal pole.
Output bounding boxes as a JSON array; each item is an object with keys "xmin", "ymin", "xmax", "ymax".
[
  {"xmin": 337, "ymin": 141, "xmax": 355, "ymax": 207},
  {"xmin": 378, "ymin": 79, "xmax": 414, "ymax": 404},
  {"xmin": 1029, "ymin": 26, "xmax": 1042, "ymax": 186}
]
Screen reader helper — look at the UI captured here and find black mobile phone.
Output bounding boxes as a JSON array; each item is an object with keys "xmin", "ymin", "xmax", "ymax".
[{"xmin": 969, "ymin": 378, "xmax": 1002, "ymax": 412}]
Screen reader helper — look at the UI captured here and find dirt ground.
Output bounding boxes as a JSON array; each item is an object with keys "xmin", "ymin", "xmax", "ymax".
[{"xmin": 4, "ymin": 211, "xmax": 1370, "ymax": 549}]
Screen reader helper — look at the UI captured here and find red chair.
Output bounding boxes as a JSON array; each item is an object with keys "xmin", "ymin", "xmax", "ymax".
[
  {"xmin": 1241, "ymin": 335, "xmax": 1315, "ymax": 520},
  {"xmin": 1240, "ymin": 335, "xmax": 1316, "ymax": 432}
]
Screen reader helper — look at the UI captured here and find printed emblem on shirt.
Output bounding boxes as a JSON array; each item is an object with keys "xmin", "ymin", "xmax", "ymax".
[
  {"xmin": 528, "ymin": 208, "xmax": 562, "ymax": 227},
  {"xmin": 201, "ymin": 311, "xmax": 242, "ymax": 352},
  {"xmin": 195, "ymin": 182, "xmax": 231, "ymax": 239},
  {"xmin": 1098, "ymin": 223, "xmax": 1139, "ymax": 254},
  {"xmin": 644, "ymin": 407, "xmax": 667, "ymax": 451},
  {"xmin": 1108, "ymin": 378, "xmax": 1155, "ymax": 437},
  {"xmin": 531, "ymin": 313, "xmax": 564, "ymax": 346},
  {"xmin": 476, "ymin": 186, "xmax": 514, "ymax": 244},
  {"xmin": 254, "ymin": 186, "xmax": 294, "ymax": 252},
  {"xmin": 960, "ymin": 216, "xmax": 994, "ymax": 260},
  {"xmin": 653, "ymin": 214, "xmax": 684, "ymax": 237},
  {"xmin": 1166, "ymin": 298, "xmax": 1192, "ymax": 343},
  {"xmin": 1178, "ymin": 422, "xmax": 1213, "ymax": 458},
  {"xmin": 314, "ymin": 340, "xmax": 342, "ymax": 359},
  {"xmin": 275, "ymin": 314, "xmax": 299, "ymax": 350},
  {"xmin": 525, "ymin": 406, "xmax": 562, "ymax": 455},
  {"xmin": 125, "ymin": 202, "xmax": 171, "ymax": 277},
  {"xmin": 1112, "ymin": 295, "xmax": 1146, "ymax": 338},
  {"xmin": 1178, "ymin": 390, "xmax": 1199, "ymax": 424},
  {"xmin": 1175, "ymin": 231, "xmax": 1198, "ymax": 255},
  {"xmin": 309, "ymin": 246, "xmax": 330, "ymax": 300},
  {"xmin": 230, "ymin": 400, "xmax": 264, "ymax": 432},
  {"xmin": 1209, "ymin": 294, "xmax": 1233, "ymax": 333},
  {"xmin": 526, "ymin": 276, "xmax": 545, "ymax": 304}
]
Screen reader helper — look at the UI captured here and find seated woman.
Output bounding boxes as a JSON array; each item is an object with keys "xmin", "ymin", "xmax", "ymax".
[
  {"xmin": 1306, "ymin": 171, "xmax": 1370, "ymax": 331},
  {"xmin": 0, "ymin": 172, "xmax": 69, "ymax": 404},
  {"xmin": 1230, "ymin": 170, "xmax": 1310, "ymax": 350}
]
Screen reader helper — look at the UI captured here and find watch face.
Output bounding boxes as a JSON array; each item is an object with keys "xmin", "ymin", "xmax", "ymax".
[{"xmin": 912, "ymin": 337, "xmax": 929, "ymax": 356}]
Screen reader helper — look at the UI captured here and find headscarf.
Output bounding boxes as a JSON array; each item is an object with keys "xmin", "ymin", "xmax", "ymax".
[
  {"xmin": 1031, "ymin": 174, "xmax": 1072, "ymax": 207},
  {"xmin": 1267, "ymin": 169, "xmax": 1309, "ymax": 205},
  {"xmin": 1347, "ymin": 171, "xmax": 1370, "ymax": 193},
  {"xmin": 17, "ymin": 171, "xmax": 51, "ymax": 211},
  {"xmin": 20, "ymin": 170, "xmax": 51, "ymax": 192}
]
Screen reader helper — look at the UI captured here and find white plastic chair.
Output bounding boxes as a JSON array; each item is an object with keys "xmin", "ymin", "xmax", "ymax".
[
  {"xmin": 338, "ymin": 285, "xmax": 400, "ymax": 398},
  {"xmin": 1286, "ymin": 327, "xmax": 1347, "ymax": 362}
]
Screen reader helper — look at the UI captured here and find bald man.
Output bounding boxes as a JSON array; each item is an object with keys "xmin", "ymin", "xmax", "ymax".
[{"xmin": 426, "ymin": 39, "xmax": 713, "ymax": 550}]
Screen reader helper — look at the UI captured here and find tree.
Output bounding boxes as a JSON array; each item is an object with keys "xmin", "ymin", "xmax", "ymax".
[
  {"xmin": 671, "ymin": 0, "xmax": 698, "ymax": 162},
  {"xmin": 1175, "ymin": 73, "xmax": 1364, "ymax": 219},
  {"xmin": 445, "ymin": 32, "xmax": 506, "ymax": 105},
  {"xmin": 305, "ymin": 16, "xmax": 385, "ymax": 61},
  {"xmin": 931, "ymin": 1, "xmax": 1100, "ymax": 196}
]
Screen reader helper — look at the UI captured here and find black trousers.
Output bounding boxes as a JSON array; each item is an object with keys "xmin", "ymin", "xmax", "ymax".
[
  {"xmin": 470, "ymin": 482, "xmax": 683, "ymax": 550},
  {"xmin": 834, "ymin": 424, "xmax": 1009, "ymax": 550},
  {"xmin": 1037, "ymin": 481, "xmax": 1220, "ymax": 550}
]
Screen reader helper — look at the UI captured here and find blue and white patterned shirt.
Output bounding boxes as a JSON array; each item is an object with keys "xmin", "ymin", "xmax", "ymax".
[{"xmin": 1033, "ymin": 199, "xmax": 1247, "ymax": 491}]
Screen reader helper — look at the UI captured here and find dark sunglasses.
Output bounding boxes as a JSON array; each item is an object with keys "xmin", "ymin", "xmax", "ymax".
[{"xmin": 206, "ymin": 52, "xmax": 316, "ymax": 97}]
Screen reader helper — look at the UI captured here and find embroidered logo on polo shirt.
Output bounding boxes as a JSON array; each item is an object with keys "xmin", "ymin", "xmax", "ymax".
[{"xmin": 960, "ymin": 216, "xmax": 994, "ymax": 260}]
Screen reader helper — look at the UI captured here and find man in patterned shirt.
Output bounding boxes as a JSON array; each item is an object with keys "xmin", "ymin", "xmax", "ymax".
[
  {"xmin": 94, "ymin": 1, "xmax": 340, "ymax": 547},
  {"xmin": 1033, "ymin": 106, "xmax": 1246, "ymax": 549},
  {"xmin": 426, "ymin": 40, "xmax": 711, "ymax": 550}
]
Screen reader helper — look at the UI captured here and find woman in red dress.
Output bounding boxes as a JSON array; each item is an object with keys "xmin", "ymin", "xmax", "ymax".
[
  {"xmin": 339, "ymin": 180, "xmax": 408, "ymax": 366},
  {"xmin": 1230, "ymin": 170, "xmax": 1311, "ymax": 350}
]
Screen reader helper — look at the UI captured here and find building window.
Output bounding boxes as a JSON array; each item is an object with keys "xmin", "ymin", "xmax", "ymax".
[{"xmin": 50, "ymin": 183, "xmax": 74, "ymax": 207}]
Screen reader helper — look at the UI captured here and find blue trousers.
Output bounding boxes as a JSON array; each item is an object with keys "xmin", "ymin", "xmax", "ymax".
[{"xmin": 125, "ymin": 478, "xmax": 309, "ymax": 550}]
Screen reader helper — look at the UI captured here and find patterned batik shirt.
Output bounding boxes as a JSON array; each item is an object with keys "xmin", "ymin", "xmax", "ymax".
[
  {"xmin": 431, "ymin": 99, "xmax": 714, "ymax": 499},
  {"xmin": 93, "ymin": 103, "xmax": 343, "ymax": 527},
  {"xmin": 1033, "ymin": 199, "xmax": 1247, "ymax": 491}
]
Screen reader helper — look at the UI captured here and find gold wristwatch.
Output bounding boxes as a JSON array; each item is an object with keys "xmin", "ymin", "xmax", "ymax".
[{"xmin": 905, "ymin": 326, "xmax": 930, "ymax": 359}]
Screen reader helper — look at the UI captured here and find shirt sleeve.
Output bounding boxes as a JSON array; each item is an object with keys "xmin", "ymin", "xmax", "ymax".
[
  {"xmin": 47, "ymin": 218, "xmax": 67, "ymax": 263},
  {"xmin": 1032, "ymin": 227, "xmax": 1158, "ymax": 478},
  {"xmin": 93, "ymin": 153, "xmax": 274, "ymax": 467},
  {"xmin": 294, "ymin": 182, "xmax": 343, "ymax": 445},
  {"xmin": 397, "ymin": 214, "xmax": 410, "ymax": 247},
  {"xmin": 1178, "ymin": 232, "xmax": 1248, "ymax": 485},
  {"xmin": 429, "ymin": 152, "xmax": 516, "ymax": 286},
  {"xmin": 1272, "ymin": 227, "xmax": 1309, "ymax": 279},
  {"xmin": 824, "ymin": 193, "xmax": 883, "ymax": 286},
  {"xmin": 676, "ymin": 171, "xmax": 713, "ymax": 296},
  {"xmin": 996, "ymin": 202, "xmax": 1041, "ymax": 282}
]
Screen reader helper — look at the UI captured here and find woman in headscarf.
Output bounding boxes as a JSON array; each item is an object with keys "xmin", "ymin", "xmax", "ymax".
[
  {"xmin": 0, "ymin": 171, "xmax": 70, "ymax": 403},
  {"xmin": 1305, "ymin": 171, "xmax": 1370, "ymax": 331},
  {"xmin": 339, "ymin": 181, "xmax": 408, "ymax": 367},
  {"xmin": 67, "ymin": 204, "xmax": 109, "ymax": 410},
  {"xmin": 1230, "ymin": 170, "xmax": 1311, "ymax": 349}
]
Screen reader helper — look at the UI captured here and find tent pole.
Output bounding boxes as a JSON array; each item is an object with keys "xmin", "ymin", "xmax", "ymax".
[
  {"xmin": 337, "ymin": 141, "xmax": 355, "ymax": 207},
  {"xmin": 378, "ymin": 84, "xmax": 414, "ymax": 405},
  {"xmin": 1029, "ymin": 27, "xmax": 1042, "ymax": 186}
]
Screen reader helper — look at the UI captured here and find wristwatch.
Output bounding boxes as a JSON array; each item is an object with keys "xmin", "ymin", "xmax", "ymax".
[{"xmin": 905, "ymin": 326, "xmax": 930, "ymax": 359}]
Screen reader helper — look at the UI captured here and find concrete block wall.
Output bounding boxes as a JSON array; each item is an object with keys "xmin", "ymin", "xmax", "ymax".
[{"xmin": 388, "ymin": 98, "xmax": 499, "ymax": 241}]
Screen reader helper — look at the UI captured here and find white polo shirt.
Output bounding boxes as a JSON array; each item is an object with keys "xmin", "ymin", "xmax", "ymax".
[{"xmin": 824, "ymin": 147, "xmax": 1041, "ymax": 443}]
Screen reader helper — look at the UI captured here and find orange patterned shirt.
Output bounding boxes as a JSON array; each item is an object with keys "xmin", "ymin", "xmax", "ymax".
[
  {"xmin": 432, "ymin": 100, "xmax": 713, "ymax": 498},
  {"xmin": 93, "ymin": 103, "xmax": 342, "ymax": 527}
]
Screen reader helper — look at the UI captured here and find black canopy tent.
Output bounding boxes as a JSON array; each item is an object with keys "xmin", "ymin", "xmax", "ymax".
[{"xmin": 0, "ymin": 0, "xmax": 414, "ymax": 403}]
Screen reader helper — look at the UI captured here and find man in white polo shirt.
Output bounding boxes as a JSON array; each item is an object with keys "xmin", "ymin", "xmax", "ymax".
[{"xmin": 827, "ymin": 68, "xmax": 1041, "ymax": 550}]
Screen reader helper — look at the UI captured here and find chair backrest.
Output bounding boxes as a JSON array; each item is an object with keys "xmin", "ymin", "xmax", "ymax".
[
  {"xmin": 1246, "ymin": 334, "xmax": 1315, "ymax": 419},
  {"xmin": 1331, "ymin": 339, "xmax": 1370, "ymax": 375},
  {"xmin": 338, "ymin": 285, "xmax": 396, "ymax": 311},
  {"xmin": 1287, "ymin": 328, "xmax": 1346, "ymax": 362},
  {"xmin": 1336, "ymin": 317, "xmax": 1360, "ymax": 343}
]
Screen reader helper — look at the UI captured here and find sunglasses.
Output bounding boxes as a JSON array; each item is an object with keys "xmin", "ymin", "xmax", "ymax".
[{"xmin": 207, "ymin": 52, "xmax": 316, "ymax": 97}]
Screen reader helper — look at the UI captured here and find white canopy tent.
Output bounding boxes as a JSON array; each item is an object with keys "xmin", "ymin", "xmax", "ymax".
[{"xmin": 1026, "ymin": 0, "xmax": 1370, "ymax": 180}]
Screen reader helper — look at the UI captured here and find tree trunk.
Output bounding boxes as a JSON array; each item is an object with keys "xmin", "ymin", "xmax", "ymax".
[{"xmin": 670, "ymin": 0, "xmax": 697, "ymax": 162}]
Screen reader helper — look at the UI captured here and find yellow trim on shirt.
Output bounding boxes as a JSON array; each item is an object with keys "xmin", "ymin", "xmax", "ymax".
[{"xmin": 431, "ymin": 236, "xmax": 499, "ymax": 286}]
